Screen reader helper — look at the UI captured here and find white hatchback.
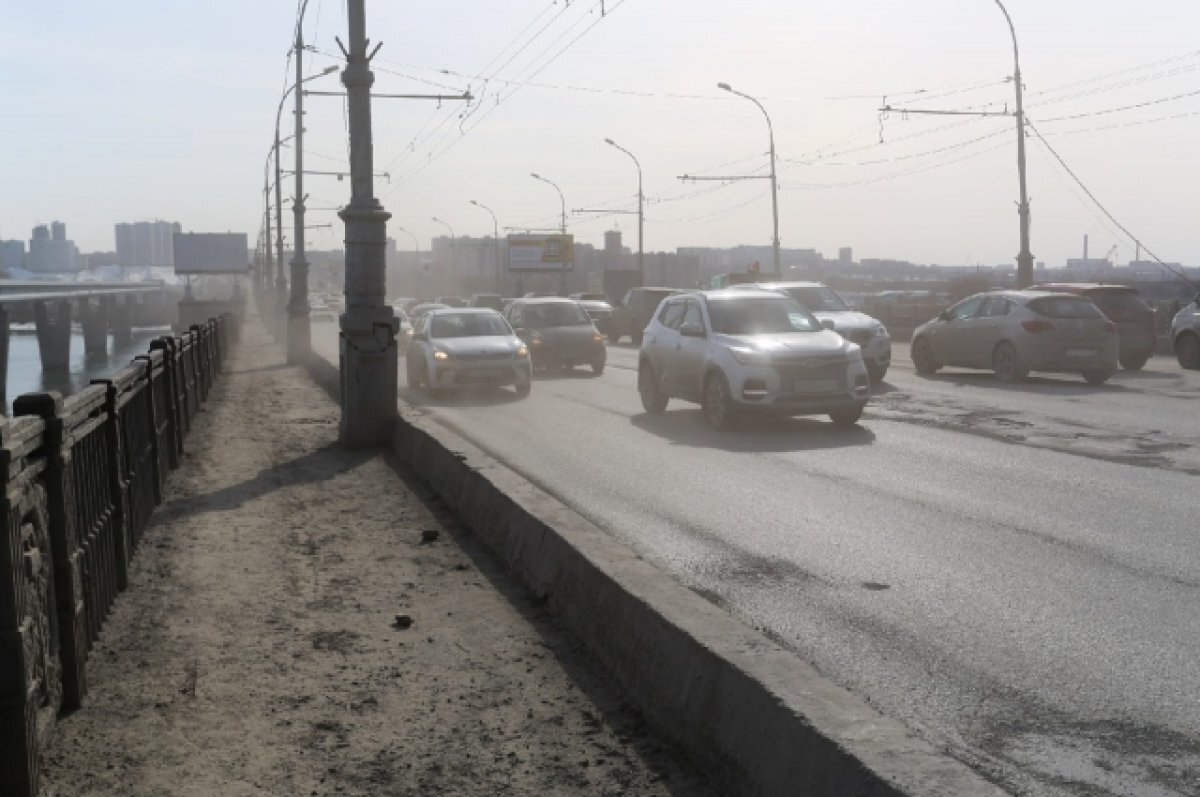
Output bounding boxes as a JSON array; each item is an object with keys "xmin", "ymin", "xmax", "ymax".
[{"xmin": 637, "ymin": 290, "xmax": 871, "ymax": 429}]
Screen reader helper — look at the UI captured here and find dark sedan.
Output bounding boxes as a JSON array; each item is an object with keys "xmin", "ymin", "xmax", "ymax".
[{"xmin": 504, "ymin": 297, "xmax": 607, "ymax": 374}]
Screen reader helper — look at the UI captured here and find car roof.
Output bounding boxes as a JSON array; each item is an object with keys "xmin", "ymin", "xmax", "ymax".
[
  {"xmin": 692, "ymin": 288, "xmax": 796, "ymax": 301},
  {"xmin": 512, "ymin": 296, "xmax": 578, "ymax": 304},
  {"xmin": 968, "ymin": 289, "xmax": 1090, "ymax": 302},
  {"xmin": 427, "ymin": 307, "xmax": 501, "ymax": 315},
  {"xmin": 736, "ymin": 281, "xmax": 828, "ymax": 290},
  {"xmin": 1029, "ymin": 282, "xmax": 1138, "ymax": 293}
]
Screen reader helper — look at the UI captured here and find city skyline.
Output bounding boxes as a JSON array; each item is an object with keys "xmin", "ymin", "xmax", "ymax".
[{"xmin": 2, "ymin": 1, "xmax": 1198, "ymax": 269}]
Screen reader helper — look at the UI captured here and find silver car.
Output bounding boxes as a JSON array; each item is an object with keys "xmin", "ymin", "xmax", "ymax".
[
  {"xmin": 910, "ymin": 290, "xmax": 1119, "ymax": 384},
  {"xmin": 1171, "ymin": 296, "xmax": 1200, "ymax": 369},
  {"xmin": 406, "ymin": 308, "xmax": 532, "ymax": 396},
  {"xmin": 637, "ymin": 289, "xmax": 870, "ymax": 429},
  {"xmin": 736, "ymin": 281, "xmax": 892, "ymax": 382}
]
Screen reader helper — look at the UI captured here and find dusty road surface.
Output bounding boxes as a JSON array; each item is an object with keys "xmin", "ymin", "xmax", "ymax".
[{"xmin": 40, "ymin": 322, "xmax": 716, "ymax": 797}]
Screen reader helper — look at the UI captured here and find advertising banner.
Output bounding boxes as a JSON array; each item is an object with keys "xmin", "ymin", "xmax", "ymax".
[
  {"xmin": 173, "ymin": 232, "xmax": 250, "ymax": 275},
  {"xmin": 507, "ymin": 234, "xmax": 574, "ymax": 272}
]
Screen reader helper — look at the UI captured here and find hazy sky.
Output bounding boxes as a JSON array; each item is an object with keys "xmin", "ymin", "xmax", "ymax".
[{"xmin": 3, "ymin": 1, "xmax": 1198, "ymax": 269}]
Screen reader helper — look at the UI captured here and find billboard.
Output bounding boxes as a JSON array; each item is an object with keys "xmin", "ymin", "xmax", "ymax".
[
  {"xmin": 507, "ymin": 234, "xmax": 574, "ymax": 272},
  {"xmin": 173, "ymin": 232, "xmax": 250, "ymax": 275}
]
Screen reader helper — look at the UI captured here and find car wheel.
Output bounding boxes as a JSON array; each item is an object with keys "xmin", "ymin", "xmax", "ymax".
[
  {"xmin": 702, "ymin": 371, "xmax": 737, "ymax": 430},
  {"xmin": 638, "ymin": 361, "xmax": 668, "ymax": 414},
  {"xmin": 866, "ymin": 363, "xmax": 888, "ymax": 383},
  {"xmin": 992, "ymin": 342, "xmax": 1028, "ymax": 383},
  {"xmin": 1119, "ymin": 354, "xmax": 1149, "ymax": 371},
  {"xmin": 591, "ymin": 357, "xmax": 605, "ymax": 376},
  {"xmin": 1176, "ymin": 332, "xmax": 1200, "ymax": 370},
  {"xmin": 1082, "ymin": 370, "xmax": 1112, "ymax": 385},
  {"xmin": 911, "ymin": 337, "xmax": 940, "ymax": 375},
  {"xmin": 406, "ymin": 355, "xmax": 423, "ymax": 388},
  {"xmin": 829, "ymin": 404, "xmax": 865, "ymax": 426},
  {"xmin": 515, "ymin": 380, "xmax": 531, "ymax": 398}
]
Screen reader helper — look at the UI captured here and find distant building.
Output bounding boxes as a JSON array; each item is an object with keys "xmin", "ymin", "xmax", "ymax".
[
  {"xmin": 27, "ymin": 221, "xmax": 80, "ymax": 272},
  {"xmin": 838, "ymin": 247, "xmax": 853, "ymax": 265},
  {"xmin": 0, "ymin": 240, "xmax": 26, "ymax": 271},
  {"xmin": 115, "ymin": 220, "xmax": 182, "ymax": 267}
]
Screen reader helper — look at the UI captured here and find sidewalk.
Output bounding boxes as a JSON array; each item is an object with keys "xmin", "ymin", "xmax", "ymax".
[{"xmin": 40, "ymin": 320, "xmax": 712, "ymax": 797}]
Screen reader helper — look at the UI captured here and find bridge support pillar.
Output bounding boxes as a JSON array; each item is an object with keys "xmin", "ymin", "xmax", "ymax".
[
  {"xmin": 33, "ymin": 301, "xmax": 73, "ymax": 372},
  {"xmin": 109, "ymin": 296, "xmax": 133, "ymax": 347},
  {"xmin": 0, "ymin": 306, "xmax": 9, "ymax": 410},
  {"xmin": 81, "ymin": 299, "xmax": 108, "ymax": 358}
]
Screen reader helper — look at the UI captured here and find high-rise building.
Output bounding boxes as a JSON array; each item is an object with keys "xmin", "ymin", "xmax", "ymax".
[
  {"xmin": 0, "ymin": 240, "xmax": 26, "ymax": 271},
  {"xmin": 28, "ymin": 221, "xmax": 80, "ymax": 272},
  {"xmin": 115, "ymin": 220, "xmax": 182, "ymax": 267}
]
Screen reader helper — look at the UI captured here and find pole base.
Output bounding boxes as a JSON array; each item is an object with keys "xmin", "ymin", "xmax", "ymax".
[
  {"xmin": 286, "ymin": 309, "xmax": 312, "ymax": 365},
  {"xmin": 338, "ymin": 308, "xmax": 398, "ymax": 448}
]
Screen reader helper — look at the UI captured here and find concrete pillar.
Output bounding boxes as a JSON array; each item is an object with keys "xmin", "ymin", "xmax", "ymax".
[
  {"xmin": 33, "ymin": 301, "xmax": 73, "ymax": 372},
  {"xmin": 109, "ymin": 296, "xmax": 133, "ymax": 347},
  {"xmin": 0, "ymin": 305, "xmax": 9, "ymax": 411},
  {"xmin": 81, "ymin": 299, "xmax": 108, "ymax": 358}
]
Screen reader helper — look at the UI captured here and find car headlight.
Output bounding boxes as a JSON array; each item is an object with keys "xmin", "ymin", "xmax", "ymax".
[
  {"xmin": 728, "ymin": 346, "xmax": 771, "ymax": 366},
  {"xmin": 516, "ymin": 345, "xmax": 529, "ymax": 358},
  {"xmin": 530, "ymin": 332, "xmax": 542, "ymax": 346},
  {"xmin": 433, "ymin": 349, "xmax": 450, "ymax": 361},
  {"xmin": 592, "ymin": 332, "xmax": 605, "ymax": 343}
]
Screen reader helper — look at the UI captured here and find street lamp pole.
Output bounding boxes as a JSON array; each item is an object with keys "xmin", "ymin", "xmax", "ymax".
[
  {"xmin": 287, "ymin": 1, "xmax": 315, "ymax": 363},
  {"xmin": 431, "ymin": 216, "xmax": 455, "ymax": 294},
  {"xmin": 994, "ymin": 0, "xmax": 1034, "ymax": 288},
  {"xmin": 604, "ymin": 138, "xmax": 643, "ymax": 286},
  {"xmin": 531, "ymin": 172, "xmax": 568, "ymax": 294},
  {"xmin": 338, "ymin": 0, "xmax": 397, "ymax": 446},
  {"xmin": 470, "ymin": 200, "xmax": 502, "ymax": 294},
  {"xmin": 717, "ymin": 82, "xmax": 780, "ymax": 278}
]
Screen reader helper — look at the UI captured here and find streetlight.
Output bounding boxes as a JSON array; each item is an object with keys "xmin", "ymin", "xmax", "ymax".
[
  {"xmin": 396, "ymin": 225, "xmax": 421, "ymax": 296},
  {"xmin": 531, "ymin": 172, "xmax": 568, "ymax": 294},
  {"xmin": 604, "ymin": 137, "xmax": 644, "ymax": 286},
  {"xmin": 431, "ymin": 216, "xmax": 455, "ymax": 291},
  {"xmin": 273, "ymin": 64, "xmax": 337, "ymax": 341},
  {"xmin": 470, "ymin": 200, "xmax": 502, "ymax": 293},
  {"xmin": 717, "ymin": 81, "xmax": 780, "ymax": 278},
  {"xmin": 993, "ymin": 0, "xmax": 1034, "ymax": 288}
]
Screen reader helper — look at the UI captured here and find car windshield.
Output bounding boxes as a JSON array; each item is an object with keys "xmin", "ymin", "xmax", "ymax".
[
  {"xmin": 787, "ymin": 287, "xmax": 849, "ymax": 312},
  {"xmin": 708, "ymin": 297, "xmax": 821, "ymax": 335},
  {"xmin": 524, "ymin": 302, "xmax": 591, "ymax": 327},
  {"xmin": 430, "ymin": 312, "xmax": 511, "ymax": 338},
  {"xmin": 1027, "ymin": 297, "xmax": 1106, "ymax": 319}
]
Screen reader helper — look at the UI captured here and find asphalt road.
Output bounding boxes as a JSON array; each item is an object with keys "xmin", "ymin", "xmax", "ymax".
[{"xmin": 316, "ymin": 324, "xmax": 1200, "ymax": 796}]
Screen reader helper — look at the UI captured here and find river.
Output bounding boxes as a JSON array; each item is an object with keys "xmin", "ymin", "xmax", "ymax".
[{"xmin": 4, "ymin": 327, "xmax": 170, "ymax": 414}]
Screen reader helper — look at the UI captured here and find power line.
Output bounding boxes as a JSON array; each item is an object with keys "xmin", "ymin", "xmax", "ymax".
[{"xmin": 1034, "ymin": 86, "xmax": 1200, "ymax": 123}]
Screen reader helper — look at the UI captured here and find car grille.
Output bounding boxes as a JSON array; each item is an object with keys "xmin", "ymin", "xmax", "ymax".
[
  {"xmin": 454, "ymin": 350, "xmax": 515, "ymax": 362},
  {"xmin": 773, "ymin": 355, "xmax": 848, "ymax": 388}
]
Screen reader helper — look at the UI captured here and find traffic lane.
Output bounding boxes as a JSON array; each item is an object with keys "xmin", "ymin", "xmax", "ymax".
[{"xmin": 405, "ymin": 359, "xmax": 1200, "ymax": 795}]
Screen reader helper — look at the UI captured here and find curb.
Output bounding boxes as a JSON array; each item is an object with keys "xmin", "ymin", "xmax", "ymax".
[{"xmin": 306, "ymin": 352, "xmax": 1008, "ymax": 796}]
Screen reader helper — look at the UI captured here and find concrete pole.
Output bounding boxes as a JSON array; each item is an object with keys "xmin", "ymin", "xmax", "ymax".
[
  {"xmin": 718, "ymin": 84, "xmax": 781, "ymax": 278},
  {"xmin": 995, "ymin": 0, "xmax": 1035, "ymax": 288},
  {"xmin": 470, "ymin": 200, "xmax": 502, "ymax": 294},
  {"xmin": 338, "ymin": 0, "xmax": 397, "ymax": 447},
  {"xmin": 287, "ymin": 19, "xmax": 312, "ymax": 363},
  {"xmin": 605, "ymin": 138, "xmax": 644, "ymax": 286},
  {"xmin": 274, "ymin": 127, "xmax": 288, "ymax": 341}
]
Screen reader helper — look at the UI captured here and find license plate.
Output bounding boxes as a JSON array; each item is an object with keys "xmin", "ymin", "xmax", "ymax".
[
  {"xmin": 794, "ymin": 378, "xmax": 840, "ymax": 393},
  {"xmin": 1065, "ymin": 348, "xmax": 1096, "ymax": 357}
]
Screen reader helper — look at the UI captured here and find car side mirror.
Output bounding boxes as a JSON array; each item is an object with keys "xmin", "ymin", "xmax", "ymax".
[
  {"xmin": 680, "ymin": 321, "xmax": 706, "ymax": 338},
  {"xmin": 938, "ymin": 310, "xmax": 952, "ymax": 322},
  {"xmin": 820, "ymin": 319, "xmax": 837, "ymax": 331}
]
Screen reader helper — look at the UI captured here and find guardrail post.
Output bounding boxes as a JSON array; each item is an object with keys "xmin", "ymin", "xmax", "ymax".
[
  {"xmin": 0, "ymin": 417, "xmax": 61, "ymax": 797},
  {"xmin": 12, "ymin": 393, "xmax": 88, "ymax": 711},
  {"xmin": 92, "ymin": 379, "xmax": 132, "ymax": 592},
  {"xmin": 134, "ymin": 352, "xmax": 170, "ymax": 499},
  {"xmin": 189, "ymin": 324, "xmax": 210, "ymax": 402},
  {"xmin": 150, "ymin": 339, "xmax": 184, "ymax": 465}
]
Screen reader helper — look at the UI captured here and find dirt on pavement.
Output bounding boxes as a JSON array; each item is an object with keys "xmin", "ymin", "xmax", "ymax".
[{"xmin": 40, "ymin": 322, "xmax": 717, "ymax": 797}]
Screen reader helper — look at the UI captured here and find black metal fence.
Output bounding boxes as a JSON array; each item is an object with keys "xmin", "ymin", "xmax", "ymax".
[{"xmin": 0, "ymin": 313, "xmax": 233, "ymax": 797}]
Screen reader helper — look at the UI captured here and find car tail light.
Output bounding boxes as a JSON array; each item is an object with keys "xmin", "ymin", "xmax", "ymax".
[{"xmin": 1021, "ymin": 319, "xmax": 1056, "ymax": 334}]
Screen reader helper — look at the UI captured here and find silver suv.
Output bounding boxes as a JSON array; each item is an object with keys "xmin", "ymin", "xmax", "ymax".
[
  {"xmin": 735, "ymin": 281, "xmax": 891, "ymax": 381},
  {"xmin": 1171, "ymin": 296, "xmax": 1200, "ymax": 369},
  {"xmin": 637, "ymin": 289, "xmax": 870, "ymax": 429}
]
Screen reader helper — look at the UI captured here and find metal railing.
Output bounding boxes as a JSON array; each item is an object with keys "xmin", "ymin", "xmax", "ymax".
[{"xmin": 0, "ymin": 313, "xmax": 234, "ymax": 797}]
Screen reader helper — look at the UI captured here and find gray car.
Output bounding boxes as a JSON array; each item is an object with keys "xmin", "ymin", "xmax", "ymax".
[
  {"xmin": 1171, "ymin": 295, "xmax": 1200, "ymax": 369},
  {"xmin": 406, "ymin": 308, "xmax": 532, "ymax": 396},
  {"xmin": 911, "ymin": 290, "xmax": 1119, "ymax": 384}
]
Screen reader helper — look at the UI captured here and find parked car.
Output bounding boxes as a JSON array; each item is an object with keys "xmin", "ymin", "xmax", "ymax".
[
  {"xmin": 406, "ymin": 308, "xmax": 532, "ymax": 396},
  {"xmin": 578, "ymin": 299, "xmax": 614, "ymax": 338},
  {"xmin": 637, "ymin": 289, "xmax": 870, "ymax": 429},
  {"xmin": 610, "ymin": 287, "xmax": 682, "ymax": 344},
  {"xmin": 1029, "ymin": 283, "xmax": 1156, "ymax": 370},
  {"xmin": 735, "ymin": 281, "xmax": 892, "ymax": 382},
  {"xmin": 468, "ymin": 293, "xmax": 505, "ymax": 311},
  {"xmin": 910, "ymin": 290, "xmax": 1119, "ymax": 384},
  {"xmin": 1171, "ymin": 295, "xmax": 1200, "ymax": 369},
  {"xmin": 569, "ymin": 292, "xmax": 607, "ymax": 301},
  {"xmin": 504, "ymin": 297, "xmax": 607, "ymax": 374},
  {"xmin": 436, "ymin": 296, "xmax": 466, "ymax": 308}
]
